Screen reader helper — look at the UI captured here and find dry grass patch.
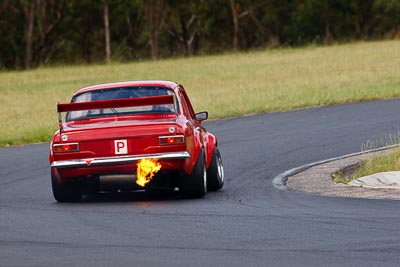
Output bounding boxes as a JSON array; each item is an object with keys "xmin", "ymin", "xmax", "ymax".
[{"xmin": 1, "ymin": 40, "xmax": 400, "ymax": 145}]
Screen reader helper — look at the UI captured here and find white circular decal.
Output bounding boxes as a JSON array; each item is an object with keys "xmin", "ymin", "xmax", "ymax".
[{"xmin": 61, "ymin": 135, "xmax": 68, "ymax": 141}]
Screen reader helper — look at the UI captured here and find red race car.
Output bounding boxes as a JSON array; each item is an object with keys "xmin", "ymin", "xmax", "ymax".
[{"xmin": 49, "ymin": 81, "xmax": 224, "ymax": 202}]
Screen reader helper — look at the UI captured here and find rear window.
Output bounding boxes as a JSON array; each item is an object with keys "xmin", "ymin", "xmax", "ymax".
[{"xmin": 66, "ymin": 86, "xmax": 178, "ymax": 121}]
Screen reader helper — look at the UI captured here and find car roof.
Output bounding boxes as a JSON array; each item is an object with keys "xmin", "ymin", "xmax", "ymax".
[{"xmin": 73, "ymin": 80, "xmax": 180, "ymax": 96}]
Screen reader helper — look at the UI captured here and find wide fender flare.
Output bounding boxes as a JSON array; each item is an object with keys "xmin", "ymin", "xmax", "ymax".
[
  {"xmin": 49, "ymin": 142, "xmax": 54, "ymax": 164},
  {"xmin": 51, "ymin": 167, "xmax": 63, "ymax": 183},
  {"xmin": 206, "ymin": 133, "xmax": 217, "ymax": 169},
  {"xmin": 183, "ymin": 129, "xmax": 208, "ymax": 175}
]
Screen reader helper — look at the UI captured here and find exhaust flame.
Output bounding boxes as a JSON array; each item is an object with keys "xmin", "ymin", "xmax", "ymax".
[{"xmin": 136, "ymin": 158, "xmax": 161, "ymax": 187}]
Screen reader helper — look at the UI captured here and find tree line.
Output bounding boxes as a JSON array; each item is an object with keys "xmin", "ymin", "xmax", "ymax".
[{"xmin": 1, "ymin": 0, "xmax": 399, "ymax": 70}]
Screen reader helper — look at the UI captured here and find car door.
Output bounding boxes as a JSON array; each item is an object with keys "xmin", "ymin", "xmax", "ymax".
[{"xmin": 178, "ymin": 87, "xmax": 207, "ymax": 160}]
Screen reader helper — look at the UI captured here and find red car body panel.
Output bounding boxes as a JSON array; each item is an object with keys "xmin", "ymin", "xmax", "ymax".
[{"xmin": 49, "ymin": 81, "xmax": 217, "ymax": 190}]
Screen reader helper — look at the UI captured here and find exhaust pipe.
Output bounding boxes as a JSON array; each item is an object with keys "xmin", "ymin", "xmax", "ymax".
[{"xmin": 99, "ymin": 174, "xmax": 140, "ymax": 191}]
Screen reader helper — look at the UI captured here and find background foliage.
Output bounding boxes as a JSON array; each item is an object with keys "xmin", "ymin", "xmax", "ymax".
[{"xmin": 1, "ymin": 0, "xmax": 399, "ymax": 70}]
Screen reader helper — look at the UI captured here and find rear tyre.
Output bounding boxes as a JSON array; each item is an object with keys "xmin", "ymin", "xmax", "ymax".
[
  {"xmin": 51, "ymin": 171, "xmax": 82, "ymax": 202},
  {"xmin": 207, "ymin": 147, "xmax": 224, "ymax": 191},
  {"xmin": 180, "ymin": 149, "xmax": 207, "ymax": 198}
]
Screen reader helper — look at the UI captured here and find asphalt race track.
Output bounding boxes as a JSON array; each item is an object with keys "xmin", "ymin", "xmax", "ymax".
[{"xmin": 1, "ymin": 99, "xmax": 400, "ymax": 266}]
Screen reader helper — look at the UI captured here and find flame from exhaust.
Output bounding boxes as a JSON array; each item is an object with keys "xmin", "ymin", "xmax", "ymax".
[{"xmin": 136, "ymin": 158, "xmax": 162, "ymax": 187}]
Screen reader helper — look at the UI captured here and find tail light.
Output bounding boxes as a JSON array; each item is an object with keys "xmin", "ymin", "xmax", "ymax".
[
  {"xmin": 159, "ymin": 135, "xmax": 184, "ymax": 145},
  {"xmin": 53, "ymin": 143, "xmax": 80, "ymax": 153}
]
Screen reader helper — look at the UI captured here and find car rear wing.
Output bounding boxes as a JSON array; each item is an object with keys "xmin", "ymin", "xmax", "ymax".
[{"xmin": 57, "ymin": 95, "xmax": 174, "ymax": 130}]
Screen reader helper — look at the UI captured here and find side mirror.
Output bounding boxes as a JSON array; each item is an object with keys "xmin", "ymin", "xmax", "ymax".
[{"xmin": 195, "ymin": 111, "xmax": 208, "ymax": 122}]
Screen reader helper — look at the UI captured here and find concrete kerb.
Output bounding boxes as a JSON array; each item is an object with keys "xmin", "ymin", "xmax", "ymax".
[{"xmin": 272, "ymin": 144, "xmax": 400, "ymax": 191}]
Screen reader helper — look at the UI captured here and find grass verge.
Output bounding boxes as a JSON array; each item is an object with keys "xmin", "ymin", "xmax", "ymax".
[
  {"xmin": 333, "ymin": 148, "xmax": 400, "ymax": 184},
  {"xmin": 1, "ymin": 40, "xmax": 400, "ymax": 146}
]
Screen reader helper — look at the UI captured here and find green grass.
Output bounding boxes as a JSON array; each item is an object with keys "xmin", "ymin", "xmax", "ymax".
[
  {"xmin": 1, "ymin": 40, "xmax": 400, "ymax": 146},
  {"xmin": 333, "ymin": 148, "xmax": 400, "ymax": 184}
]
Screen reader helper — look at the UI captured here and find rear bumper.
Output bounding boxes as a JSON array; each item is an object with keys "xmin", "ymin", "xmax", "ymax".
[{"xmin": 51, "ymin": 151, "xmax": 190, "ymax": 169}]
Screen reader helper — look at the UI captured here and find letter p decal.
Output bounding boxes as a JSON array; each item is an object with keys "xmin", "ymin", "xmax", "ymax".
[{"xmin": 114, "ymin": 140, "xmax": 128, "ymax": 155}]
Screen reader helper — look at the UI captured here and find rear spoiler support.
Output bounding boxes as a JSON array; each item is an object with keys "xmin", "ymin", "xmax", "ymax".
[{"xmin": 57, "ymin": 101, "xmax": 63, "ymax": 134}]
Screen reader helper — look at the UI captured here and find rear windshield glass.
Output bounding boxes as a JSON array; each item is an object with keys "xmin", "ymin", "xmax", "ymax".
[{"xmin": 66, "ymin": 86, "xmax": 178, "ymax": 121}]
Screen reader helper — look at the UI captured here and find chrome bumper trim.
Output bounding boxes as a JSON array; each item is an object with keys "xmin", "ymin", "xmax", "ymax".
[{"xmin": 51, "ymin": 152, "xmax": 190, "ymax": 169}]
